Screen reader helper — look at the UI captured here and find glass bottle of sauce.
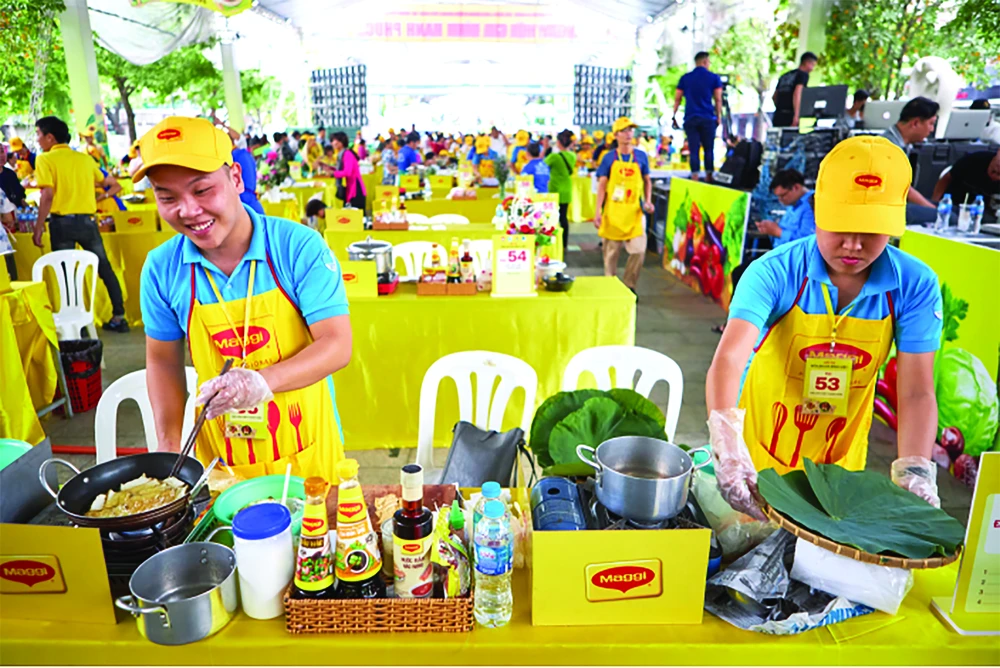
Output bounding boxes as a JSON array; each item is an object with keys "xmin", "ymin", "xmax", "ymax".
[
  {"xmin": 291, "ymin": 477, "xmax": 336, "ymax": 599},
  {"xmin": 392, "ymin": 464, "xmax": 434, "ymax": 598}
]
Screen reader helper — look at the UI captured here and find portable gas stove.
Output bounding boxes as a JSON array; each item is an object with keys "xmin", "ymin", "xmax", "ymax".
[{"xmin": 378, "ymin": 270, "xmax": 400, "ymax": 295}]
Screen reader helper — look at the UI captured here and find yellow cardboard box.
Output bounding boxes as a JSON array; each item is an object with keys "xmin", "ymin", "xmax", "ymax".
[
  {"xmin": 327, "ymin": 208, "xmax": 364, "ymax": 232},
  {"xmin": 399, "ymin": 175, "xmax": 420, "ymax": 192},
  {"xmin": 531, "ymin": 517, "xmax": 710, "ymax": 626},
  {"xmin": 340, "ymin": 260, "xmax": 378, "ymax": 298}
]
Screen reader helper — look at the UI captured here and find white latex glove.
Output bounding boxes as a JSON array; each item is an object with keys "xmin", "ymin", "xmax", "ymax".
[
  {"xmin": 708, "ymin": 407, "xmax": 767, "ymax": 521},
  {"xmin": 196, "ymin": 367, "xmax": 274, "ymax": 421},
  {"xmin": 891, "ymin": 456, "xmax": 940, "ymax": 508}
]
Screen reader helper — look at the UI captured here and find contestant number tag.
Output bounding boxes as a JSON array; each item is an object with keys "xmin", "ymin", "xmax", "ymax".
[
  {"xmin": 802, "ymin": 357, "xmax": 851, "ymax": 416},
  {"xmin": 499, "ymin": 248, "xmax": 529, "ymax": 272},
  {"xmin": 611, "ymin": 185, "xmax": 626, "ymax": 202},
  {"xmin": 224, "ymin": 403, "xmax": 266, "ymax": 439}
]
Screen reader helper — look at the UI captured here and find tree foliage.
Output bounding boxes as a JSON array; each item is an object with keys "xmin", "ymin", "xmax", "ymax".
[
  {"xmin": 710, "ymin": 12, "xmax": 797, "ymax": 113},
  {"xmin": 240, "ymin": 69, "xmax": 281, "ymax": 129},
  {"xmin": 0, "ymin": 0, "xmax": 72, "ymax": 122}
]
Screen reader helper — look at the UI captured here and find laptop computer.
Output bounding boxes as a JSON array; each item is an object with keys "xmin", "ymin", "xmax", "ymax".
[
  {"xmin": 942, "ymin": 109, "xmax": 991, "ymax": 140},
  {"xmin": 863, "ymin": 101, "xmax": 907, "ymax": 130}
]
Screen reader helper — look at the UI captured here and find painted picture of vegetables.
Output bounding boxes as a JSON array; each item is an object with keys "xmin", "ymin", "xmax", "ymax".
[{"xmin": 664, "ymin": 179, "xmax": 750, "ymax": 311}]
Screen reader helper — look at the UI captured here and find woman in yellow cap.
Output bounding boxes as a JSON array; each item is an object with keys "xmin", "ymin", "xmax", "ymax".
[
  {"xmin": 302, "ymin": 133, "xmax": 322, "ymax": 171},
  {"xmin": 706, "ymin": 136, "xmax": 942, "ymax": 518},
  {"xmin": 8, "ymin": 138, "xmax": 36, "ymax": 181},
  {"xmin": 81, "ymin": 126, "xmax": 109, "ymax": 171}
]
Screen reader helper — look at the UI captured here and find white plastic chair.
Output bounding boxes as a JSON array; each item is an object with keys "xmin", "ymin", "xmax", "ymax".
[
  {"xmin": 416, "ymin": 351, "xmax": 539, "ymax": 482},
  {"xmin": 94, "ymin": 367, "xmax": 199, "ymax": 464},
  {"xmin": 405, "ymin": 213, "xmax": 430, "ymax": 224},
  {"xmin": 392, "ymin": 241, "xmax": 435, "ymax": 281},
  {"xmin": 562, "ymin": 346, "xmax": 684, "ymax": 440},
  {"xmin": 32, "ymin": 250, "xmax": 99, "ymax": 341},
  {"xmin": 429, "ymin": 213, "xmax": 470, "ymax": 226},
  {"xmin": 469, "ymin": 239, "xmax": 493, "ymax": 275}
]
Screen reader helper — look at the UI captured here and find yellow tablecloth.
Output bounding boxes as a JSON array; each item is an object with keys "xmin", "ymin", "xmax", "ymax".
[
  {"xmin": 278, "ymin": 183, "xmax": 328, "ymax": 215},
  {"xmin": 0, "ymin": 281, "xmax": 58, "ymax": 445},
  {"xmin": 403, "ymin": 197, "xmax": 501, "ymax": 222},
  {"xmin": 261, "ymin": 198, "xmax": 302, "ymax": 222},
  {"xmin": 13, "ymin": 231, "xmax": 176, "ymax": 329},
  {"xmin": 569, "ymin": 174, "xmax": 596, "ymax": 223},
  {"xmin": 331, "ymin": 277, "xmax": 633, "ymax": 450},
  {"xmin": 325, "ymin": 225, "xmax": 563, "ymax": 263},
  {"xmin": 1, "ymin": 565, "xmax": 995, "ymax": 665}
]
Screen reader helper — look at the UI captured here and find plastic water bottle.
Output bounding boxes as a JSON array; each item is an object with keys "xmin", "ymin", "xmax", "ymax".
[
  {"xmin": 473, "ymin": 499, "xmax": 513, "ymax": 628},
  {"xmin": 472, "ymin": 481, "xmax": 502, "ymax": 539},
  {"xmin": 970, "ymin": 195, "xmax": 985, "ymax": 234},
  {"xmin": 936, "ymin": 194, "xmax": 953, "ymax": 232}
]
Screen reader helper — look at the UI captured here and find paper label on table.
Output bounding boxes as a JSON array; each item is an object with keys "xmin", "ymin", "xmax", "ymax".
[
  {"xmin": 802, "ymin": 356, "xmax": 851, "ymax": 416},
  {"xmin": 0, "ymin": 555, "xmax": 66, "ymax": 594},
  {"xmin": 585, "ymin": 559, "xmax": 661, "ymax": 602}
]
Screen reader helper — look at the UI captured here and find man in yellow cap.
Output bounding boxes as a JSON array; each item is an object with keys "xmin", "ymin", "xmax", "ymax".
[
  {"xmin": 705, "ymin": 135, "xmax": 942, "ymax": 520},
  {"xmin": 137, "ymin": 116, "xmax": 351, "ymax": 482},
  {"xmin": 8, "ymin": 137, "xmax": 35, "ymax": 181},
  {"xmin": 594, "ymin": 117, "xmax": 654, "ymax": 292}
]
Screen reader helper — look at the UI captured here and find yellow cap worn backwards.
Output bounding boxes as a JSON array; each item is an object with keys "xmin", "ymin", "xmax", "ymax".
[
  {"xmin": 134, "ymin": 116, "xmax": 233, "ymax": 182},
  {"xmin": 814, "ymin": 135, "xmax": 910, "ymax": 237}
]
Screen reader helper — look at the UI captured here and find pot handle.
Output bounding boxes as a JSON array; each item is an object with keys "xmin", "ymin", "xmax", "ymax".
[
  {"xmin": 38, "ymin": 458, "xmax": 80, "ymax": 499},
  {"xmin": 204, "ymin": 525, "xmax": 233, "ymax": 543},
  {"xmin": 688, "ymin": 446, "xmax": 713, "ymax": 471},
  {"xmin": 115, "ymin": 595, "xmax": 172, "ymax": 629},
  {"xmin": 575, "ymin": 445, "xmax": 602, "ymax": 475}
]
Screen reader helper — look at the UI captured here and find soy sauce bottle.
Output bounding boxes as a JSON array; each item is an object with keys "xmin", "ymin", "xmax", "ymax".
[{"xmin": 392, "ymin": 465, "xmax": 434, "ymax": 598}]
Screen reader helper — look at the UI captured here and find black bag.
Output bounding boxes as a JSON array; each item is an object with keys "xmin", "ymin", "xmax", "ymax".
[
  {"xmin": 438, "ymin": 421, "xmax": 536, "ymax": 488},
  {"xmin": 716, "ymin": 139, "xmax": 763, "ymax": 189}
]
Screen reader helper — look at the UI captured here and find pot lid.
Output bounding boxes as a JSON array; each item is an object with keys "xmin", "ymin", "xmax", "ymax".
[{"xmin": 347, "ymin": 235, "xmax": 392, "ymax": 253}]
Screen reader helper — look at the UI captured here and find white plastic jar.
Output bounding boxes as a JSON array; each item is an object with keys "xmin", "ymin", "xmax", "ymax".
[{"xmin": 231, "ymin": 503, "xmax": 294, "ymax": 619}]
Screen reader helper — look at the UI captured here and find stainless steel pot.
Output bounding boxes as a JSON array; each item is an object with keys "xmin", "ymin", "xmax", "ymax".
[
  {"xmin": 115, "ymin": 543, "xmax": 238, "ymax": 645},
  {"xmin": 577, "ymin": 437, "xmax": 710, "ymax": 524},
  {"xmin": 347, "ymin": 235, "xmax": 393, "ymax": 276}
]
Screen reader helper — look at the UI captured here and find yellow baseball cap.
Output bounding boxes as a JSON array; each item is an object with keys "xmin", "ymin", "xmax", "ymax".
[
  {"xmin": 9, "ymin": 137, "xmax": 24, "ymax": 151},
  {"xmin": 464, "ymin": 135, "xmax": 474, "ymax": 146},
  {"xmin": 593, "ymin": 129, "xmax": 605, "ymax": 140},
  {"xmin": 134, "ymin": 116, "xmax": 233, "ymax": 181},
  {"xmin": 515, "ymin": 129, "xmax": 530, "ymax": 146},
  {"xmin": 475, "ymin": 135, "xmax": 491, "ymax": 153},
  {"xmin": 611, "ymin": 117, "xmax": 636, "ymax": 135},
  {"xmin": 814, "ymin": 135, "xmax": 910, "ymax": 237},
  {"xmin": 127, "ymin": 140, "xmax": 140, "ymax": 160}
]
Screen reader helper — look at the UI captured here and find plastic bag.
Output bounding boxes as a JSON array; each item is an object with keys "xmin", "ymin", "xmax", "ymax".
[
  {"xmin": 789, "ymin": 538, "xmax": 914, "ymax": 615},
  {"xmin": 691, "ymin": 468, "xmax": 777, "ymax": 561}
]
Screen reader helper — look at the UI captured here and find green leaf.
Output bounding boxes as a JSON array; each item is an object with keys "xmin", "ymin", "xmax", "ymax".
[
  {"xmin": 549, "ymin": 397, "xmax": 624, "ymax": 465},
  {"xmin": 758, "ymin": 460, "xmax": 965, "ymax": 559},
  {"xmin": 613, "ymin": 413, "xmax": 670, "ymax": 442},
  {"xmin": 607, "ymin": 388, "xmax": 666, "ymax": 429},
  {"xmin": 528, "ymin": 390, "xmax": 603, "ymax": 468},
  {"xmin": 542, "ymin": 462, "xmax": 599, "ymax": 478},
  {"xmin": 940, "ymin": 283, "xmax": 968, "ymax": 344}
]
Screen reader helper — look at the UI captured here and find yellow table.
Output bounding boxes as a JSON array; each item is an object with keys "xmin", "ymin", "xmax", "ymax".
[
  {"xmin": 569, "ymin": 174, "xmax": 596, "ymax": 223},
  {"xmin": 13, "ymin": 231, "xmax": 176, "ymax": 329},
  {"xmin": 0, "ymin": 282, "xmax": 58, "ymax": 445},
  {"xmin": 325, "ymin": 225, "xmax": 563, "ymax": 262},
  {"xmin": 331, "ymin": 277, "xmax": 633, "ymax": 450},
  {"xmin": 261, "ymin": 198, "xmax": 302, "ymax": 222},
  {"xmin": 278, "ymin": 183, "xmax": 328, "ymax": 214},
  {"xmin": 403, "ymin": 197, "xmax": 501, "ymax": 222},
  {"xmin": 1, "ymin": 566, "xmax": 995, "ymax": 665}
]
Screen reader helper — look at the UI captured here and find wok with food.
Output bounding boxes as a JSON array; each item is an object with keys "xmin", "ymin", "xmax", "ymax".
[{"xmin": 39, "ymin": 452, "xmax": 205, "ymax": 530}]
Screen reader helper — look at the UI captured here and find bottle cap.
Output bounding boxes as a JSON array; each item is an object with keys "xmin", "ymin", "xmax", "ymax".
[
  {"xmin": 483, "ymin": 499, "xmax": 505, "ymax": 519},
  {"xmin": 481, "ymin": 481, "xmax": 501, "ymax": 499},
  {"xmin": 337, "ymin": 458, "xmax": 359, "ymax": 480},
  {"xmin": 233, "ymin": 502, "xmax": 291, "ymax": 541},
  {"xmin": 304, "ymin": 476, "xmax": 329, "ymax": 496},
  {"xmin": 401, "ymin": 464, "xmax": 424, "ymax": 501},
  {"xmin": 449, "ymin": 499, "xmax": 464, "ymax": 530}
]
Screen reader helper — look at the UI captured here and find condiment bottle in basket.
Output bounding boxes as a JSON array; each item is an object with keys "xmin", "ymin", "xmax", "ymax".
[
  {"xmin": 291, "ymin": 477, "xmax": 336, "ymax": 600},
  {"xmin": 393, "ymin": 464, "xmax": 434, "ymax": 598},
  {"xmin": 334, "ymin": 459, "xmax": 386, "ymax": 599}
]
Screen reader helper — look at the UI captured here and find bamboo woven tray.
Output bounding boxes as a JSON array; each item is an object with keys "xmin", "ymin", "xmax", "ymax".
[
  {"xmin": 283, "ymin": 584, "xmax": 474, "ymax": 634},
  {"xmin": 754, "ymin": 493, "xmax": 961, "ymax": 569}
]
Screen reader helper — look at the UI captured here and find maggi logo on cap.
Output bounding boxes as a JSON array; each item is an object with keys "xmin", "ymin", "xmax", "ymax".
[
  {"xmin": 854, "ymin": 173, "xmax": 883, "ymax": 188},
  {"xmin": 156, "ymin": 128, "xmax": 182, "ymax": 142}
]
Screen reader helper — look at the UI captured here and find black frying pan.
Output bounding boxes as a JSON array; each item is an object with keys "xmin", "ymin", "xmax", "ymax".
[{"xmin": 38, "ymin": 452, "xmax": 206, "ymax": 531}]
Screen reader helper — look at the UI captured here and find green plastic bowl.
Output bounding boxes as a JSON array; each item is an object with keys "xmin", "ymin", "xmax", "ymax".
[
  {"xmin": 0, "ymin": 439, "xmax": 32, "ymax": 472},
  {"xmin": 213, "ymin": 474, "xmax": 307, "ymax": 538}
]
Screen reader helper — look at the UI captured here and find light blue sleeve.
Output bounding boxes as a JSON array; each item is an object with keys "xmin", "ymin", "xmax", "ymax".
[
  {"xmin": 779, "ymin": 202, "xmax": 816, "ymax": 243},
  {"xmin": 895, "ymin": 261, "xmax": 943, "ymax": 354},
  {"xmin": 289, "ymin": 228, "xmax": 350, "ymax": 325},
  {"xmin": 727, "ymin": 255, "xmax": 785, "ymax": 331},
  {"xmin": 140, "ymin": 253, "xmax": 185, "ymax": 341}
]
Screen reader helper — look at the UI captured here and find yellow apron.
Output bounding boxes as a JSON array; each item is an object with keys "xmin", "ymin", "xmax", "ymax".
[
  {"xmin": 739, "ymin": 278, "xmax": 894, "ymax": 474},
  {"xmin": 478, "ymin": 157, "xmax": 495, "ymax": 179},
  {"xmin": 187, "ymin": 256, "xmax": 346, "ymax": 482},
  {"xmin": 15, "ymin": 159, "xmax": 33, "ymax": 181},
  {"xmin": 600, "ymin": 151, "xmax": 645, "ymax": 241}
]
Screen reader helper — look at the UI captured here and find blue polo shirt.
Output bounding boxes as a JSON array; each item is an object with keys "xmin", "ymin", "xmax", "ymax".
[
  {"xmin": 140, "ymin": 205, "xmax": 349, "ymax": 342},
  {"xmin": 677, "ymin": 66, "xmax": 723, "ymax": 121},
  {"xmin": 596, "ymin": 149, "xmax": 650, "ymax": 179},
  {"xmin": 771, "ymin": 190, "xmax": 816, "ymax": 248},
  {"xmin": 520, "ymin": 158, "xmax": 550, "ymax": 192},
  {"xmin": 232, "ymin": 148, "xmax": 265, "ymax": 215},
  {"xmin": 729, "ymin": 236, "xmax": 942, "ymax": 356},
  {"xmin": 397, "ymin": 145, "xmax": 420, "ymax": 172}
]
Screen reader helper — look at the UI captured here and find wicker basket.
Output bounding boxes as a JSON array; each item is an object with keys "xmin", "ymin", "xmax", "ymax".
[
  {"xmin": 755, "ymin": 494, "xmax": 961, "ymax": 569},
  {"xmin": 283, "ymin": 585, "xmax": 474, "ymax": 634}
]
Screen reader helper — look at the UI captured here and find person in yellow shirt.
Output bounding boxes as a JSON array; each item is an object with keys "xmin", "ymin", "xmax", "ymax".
[
  {"xmin": 81, "ymin": 126, "xmax": 109, "ymax": 171},
  {"xmin": 592, "ymin": 129, "xmax": 613, "ymax": 168},
  {"xmin": 303, "ymin": 133, "xmax": 322, "ymax": 170},
  {"xmin": 576, "ymin": 136, "xmax": 595, "ymax": 169},
  {"xmin": 509, "ymin": 130, "xmax": 531, "ymax": 174},
  {"xmin": 9, "ymin": 137, "xmax": 35, "ymax": 181},
  {"xmin": 593, "ymin": 117, "xmax": 654, "ymax": 293}
]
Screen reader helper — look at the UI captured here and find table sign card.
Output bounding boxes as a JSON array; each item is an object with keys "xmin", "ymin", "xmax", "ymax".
[
  {"xmin": 515, "ymin": 176, "xmax": 534, "ymax": 196},
  {"xmin": 533, "ymin": 193, "xmax": 559, "ymax": 227},
  {"xmin": 492, "ymin": 234, "xmax": 536, "ymax": 298},
  {"xmin": 932, "ymin": 451, "xmax": 1000, "ymax": 635}
]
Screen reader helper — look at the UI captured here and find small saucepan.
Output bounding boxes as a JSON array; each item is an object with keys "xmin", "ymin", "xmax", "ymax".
[{"xmin": 577, "ymin": 436, "xmax": 710, "ymax": 524}]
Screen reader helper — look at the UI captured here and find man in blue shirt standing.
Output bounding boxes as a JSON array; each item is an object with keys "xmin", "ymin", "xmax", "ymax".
[
  {"xmin": 396, "ymin": 132, "xmax": 421, "ymax": 174},
  {"xmin": 674, "ymin": 52, "xmax": 723, "ymax": 181}
]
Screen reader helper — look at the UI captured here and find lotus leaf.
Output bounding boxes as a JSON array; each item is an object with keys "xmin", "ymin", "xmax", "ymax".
[{"xmin": 758, "ymin": 460, "xmax": 965, "ymax": 559}]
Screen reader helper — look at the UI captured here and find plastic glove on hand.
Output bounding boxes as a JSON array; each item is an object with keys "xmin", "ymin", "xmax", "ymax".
[
  {"xmin": 891, "ymin": 456, "xmax": 940, "ymax": 508},
  {"xmin": 708, "ymin": 407, "xmax": 767, "ymax": 521},
  {"xmin": 196, "ymin": 367, "xmax": 274, "ymax": 421}
]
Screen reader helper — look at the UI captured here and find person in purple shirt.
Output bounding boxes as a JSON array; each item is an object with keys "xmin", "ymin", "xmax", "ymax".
[{"xmin": 320, "ymin": 131, "xmax": 367, "ymax": 209}]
